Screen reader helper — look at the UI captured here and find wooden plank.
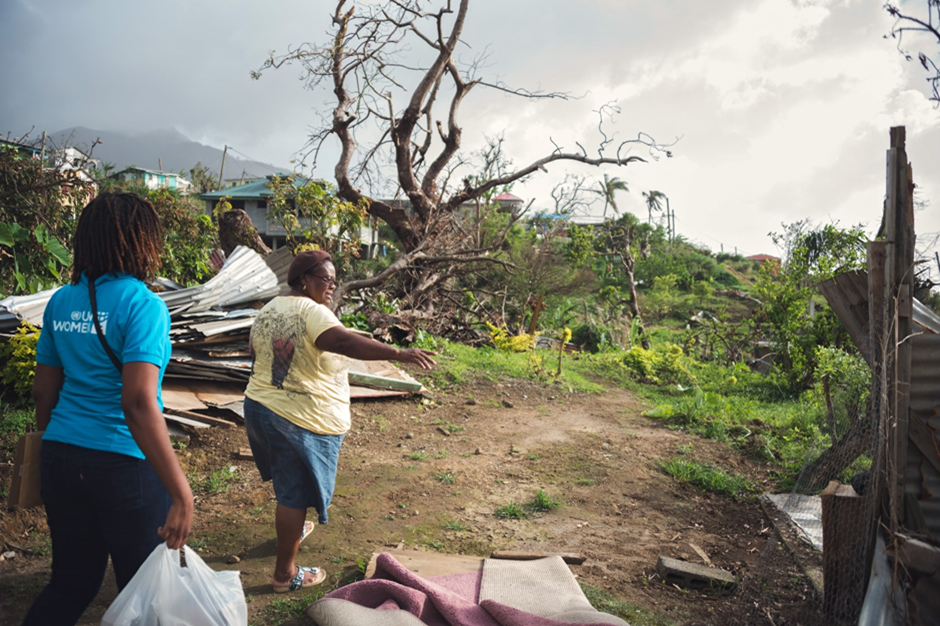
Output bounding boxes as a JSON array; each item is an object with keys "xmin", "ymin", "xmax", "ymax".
[
  {"xmin": 365, "ymin": 547, "xmax": 484, "ymax": 579},
  {"xmin": 163, "ymin": 412, "xmax": 210, "ymax": 429},
  {"xmin": 490, "ymin": 551, "xmax": 586, "ymax": 565},
  {"xmin": 235, "ymin": 448, "xmax": 254, "ymax": 461},
  {"xmin": 886, "ymin": 533, "xmax": 940, "ymax": 575},
  {"xmin": 348, "ymin": 372, "xmax": 423, "ymax": 393},
  {"xmin": 164, "ymin": 408, "xmax": 235, "ymax": 428}
]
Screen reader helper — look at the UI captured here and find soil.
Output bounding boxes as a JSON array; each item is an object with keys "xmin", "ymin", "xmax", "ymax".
[{"xmin": 0, "ymin": 373, "xmax": 823, "ymax": 625}]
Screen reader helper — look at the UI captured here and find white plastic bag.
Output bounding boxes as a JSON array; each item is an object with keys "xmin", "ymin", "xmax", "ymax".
[{"xmin": 102, "ymin": 544, "xmax": 247, "ymax": 626}]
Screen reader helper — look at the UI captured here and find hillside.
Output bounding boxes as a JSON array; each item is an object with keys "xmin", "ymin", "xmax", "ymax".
[{"xmin": 48, "ymin": 126, "xmax": 289, "ymax": 181}]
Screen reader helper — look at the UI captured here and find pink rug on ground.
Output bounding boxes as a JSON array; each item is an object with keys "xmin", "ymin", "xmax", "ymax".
[
  {"xmin": 324, "ymin": 553, "xmax": 498, "ymax": 626},
  {"xmin": 318, "ymin": 553, "xmax": 626, "ymax": 626}
]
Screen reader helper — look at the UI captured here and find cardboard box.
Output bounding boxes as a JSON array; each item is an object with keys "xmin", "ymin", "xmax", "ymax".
[{"xmin": 7, "ymin": 431, "xmax": 43, "ymax": 509}]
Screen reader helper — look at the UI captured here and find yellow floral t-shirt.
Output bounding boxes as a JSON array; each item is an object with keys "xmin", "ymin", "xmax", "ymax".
[{"xmin": 245, "ymin": 296, "xmax": 350, "ymax": 434}]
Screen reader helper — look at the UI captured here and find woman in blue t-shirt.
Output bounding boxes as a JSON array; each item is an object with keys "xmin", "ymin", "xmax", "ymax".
[{"xmin": 23, "ymin": 193, "xmax": 193, "ymax": 626}]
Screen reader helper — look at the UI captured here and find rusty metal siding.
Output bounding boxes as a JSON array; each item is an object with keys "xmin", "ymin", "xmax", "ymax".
[{"xmin": 907, "ymin": 334, "xmax": 940, "ymax": 540}]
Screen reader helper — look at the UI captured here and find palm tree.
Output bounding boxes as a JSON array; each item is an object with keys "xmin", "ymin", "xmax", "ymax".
[
  {"xmin": 592, "ymin": 174, "xmax": 629, "ymax": 219},
  {"xmin": 642, "ymin": 190, "xmax": 666, "ymax": 225}
]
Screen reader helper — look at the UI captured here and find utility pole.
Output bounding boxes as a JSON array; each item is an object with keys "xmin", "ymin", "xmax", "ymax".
[
  {"xmin": 158, "ymin": 157, "xmax": 163, "ymax": 172},
  {"xmin": 40, "ymin": 131, "xmax": 46, "ymax": 166},
  {"xmin": 218, "ymin": 145, "xmax": 228, "ymax": 191}
]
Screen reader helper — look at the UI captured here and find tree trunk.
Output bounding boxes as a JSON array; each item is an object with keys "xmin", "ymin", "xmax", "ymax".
[
  {"xmin": 621, "ymin": 250, "xmax": 651, "ymax": 349},
  {"xmin": 798, "ymin": 417, "xmax": 873, "ymax": 492}
]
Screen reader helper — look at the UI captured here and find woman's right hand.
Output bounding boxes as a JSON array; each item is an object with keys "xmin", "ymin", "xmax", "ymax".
[
  {"xmin": 396, "ymin": 348, "xmax": 437, "ymax": 369},
  {"xmin": 158, "ymin": 492, "xmax": 194, "ymax": 550}
]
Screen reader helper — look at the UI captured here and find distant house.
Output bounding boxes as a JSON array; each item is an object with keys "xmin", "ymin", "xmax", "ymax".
[
  {"xmin": 0, "ymin": 138, "xmax": 41, "ymax": 159},
  {"xmin": 745, "ymin": 254, "xmax": 781, "ymax": 265},
  {"xmin": 111, "ymin": 166, "xmax": 192, "ymax": 192},
  {"xmin": 493, "ymin": 192, "xmax": 525, "ymax": 214},
  {"xmin": 51, "ymin": 147, "xmax": 99, "ymax": 184},
  {"xmin": 198, "ymin": 175, "xmax": 379, "ymax": 257}
]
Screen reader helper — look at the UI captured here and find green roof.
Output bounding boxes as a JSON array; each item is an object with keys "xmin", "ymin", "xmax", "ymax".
[{"xmin": 198, "ymin": 174, "xmax": 322, "ymax": 200}]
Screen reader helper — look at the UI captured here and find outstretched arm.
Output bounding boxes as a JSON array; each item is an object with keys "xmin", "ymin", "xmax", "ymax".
[
  {"xmin": 121, "ymin": 362, "xmax": 193, "ymax": 549},
  {"xmin": 315, "ymin": 326, "xmax": 436, "ymax": 369}
]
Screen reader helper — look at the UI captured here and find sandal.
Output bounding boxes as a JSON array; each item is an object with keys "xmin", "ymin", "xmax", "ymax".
[
  {"xmin": 300, "ymin": 520, "xmax": 315, "ymax": 544},
  {"xmin": 272, "ymin": 565, "xmax": 326, "ymax": 593}
]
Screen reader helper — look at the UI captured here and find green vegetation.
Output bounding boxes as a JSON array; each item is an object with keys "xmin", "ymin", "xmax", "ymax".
[
  {"xmin": 659, "ymin": 458, "xmax": 755, "ymax": 500},
  {"xmin": 580, "ymin": 582, "xmax": 678, "ymax": 626},
  {"xmin": 0, "ymin": 405, "xmax": 34, "ymax": 463},
  {"xmin": 406, "ymin": 452, "xmax": 427, "ymax": 461},
  {"xmin": 255, "ymin": 589, "xmax": 327, "ymax": 625},
  {"xmin": 495, "ymin": 501, "xmax": 527, "ymax": 519},
  {"xmin": 530, "ymin": 489, "xmax": 561, "ymax": 512},
  {"xmin": 434, "ymin": 472, "xmax": 456, "ymax": 485},
  {"xmin": 443, "ymin": 519, "xmax": 470, "ymax": 531},
  {"xmin": 191, "ymin": 466, "xmax": 239, "ymax": 496}
]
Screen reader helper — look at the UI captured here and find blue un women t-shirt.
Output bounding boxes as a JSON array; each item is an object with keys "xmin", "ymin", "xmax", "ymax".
[{"xmin": 35, "ymin": 272, "xmax": 172, "ymax": 459}]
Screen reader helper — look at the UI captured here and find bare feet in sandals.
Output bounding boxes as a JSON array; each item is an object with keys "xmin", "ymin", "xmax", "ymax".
[{"xmin": 271, "ymin": 565, "xmax": 326, "ymax": 593}]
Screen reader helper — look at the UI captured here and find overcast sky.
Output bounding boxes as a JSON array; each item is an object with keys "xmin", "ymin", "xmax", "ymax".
[{"xmin": 2, "ymin": 0, "xmax": 938, "ymax": 260}]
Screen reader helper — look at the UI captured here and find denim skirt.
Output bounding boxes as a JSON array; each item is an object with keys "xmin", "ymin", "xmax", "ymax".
[{"xmin": 244, "ymin": 397, "xmax": 345, "ymax": 523}]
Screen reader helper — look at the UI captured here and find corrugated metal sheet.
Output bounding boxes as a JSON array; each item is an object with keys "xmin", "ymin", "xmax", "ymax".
[
  {"xmin": 823, "ymin": 274, "xmax": 940, "ymax": 544},
  {"xmin": 818, "ymin": 271, "xmax": 940, "ymax": 364},
  {"xmin": 0, "ymin": 288, "xmax": 59, "ymax": 330},
  {"xmin": 264, "ymin": 245, "xmax": 294, "ymax": 295},
  {"xmin": 818, "ymin": 271, "xmax": 870, "ymax": 363},
  {"xmin": 910, "ymin": 335, "xmax": 940, "ymax": 414},
  {"xmin": 159, "ymin": 246, "xmax": 278, "ymax": 315},
  {"xmin": 909, "ymin": 334, "xmax": 940, "ymax": 540},
  {"xmin": 0, "ymin": 246, "xmax": 277, "ymax": 329}
]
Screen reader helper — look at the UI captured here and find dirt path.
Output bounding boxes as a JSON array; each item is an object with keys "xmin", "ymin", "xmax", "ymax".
[{"xmin": 0, "ymin": 376, "xmax": 818, "ymax": 625}]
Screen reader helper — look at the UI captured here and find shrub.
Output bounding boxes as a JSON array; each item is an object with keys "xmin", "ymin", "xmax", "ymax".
[
  {"xmin": 486, "ymin": 322, "xmax": 534, "ymax": 352},
  {"xmin": 0, "ymin": 323, "xmax": 40, "ymax": 402},
  {"xmin": 570, "ymin": 321, "xmax": 617, "ymax": 353},
  {"xmin": 620, "ymin": 343, "xmax": 693, "ymax": 386}
]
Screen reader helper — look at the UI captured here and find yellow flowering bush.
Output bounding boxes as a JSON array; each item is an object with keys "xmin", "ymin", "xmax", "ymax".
[
  {"xmin": 1, "ymin": 322, "xmax": 40, "ymax": 399},
  {"xmin": 485, "ymin": 322, "xmax": 534, "ymax": 352}
]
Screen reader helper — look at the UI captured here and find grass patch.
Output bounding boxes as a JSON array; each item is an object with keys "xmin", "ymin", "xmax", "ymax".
[
  {"xmin": 427, "ymin": 339, "xmax": 605, "ymax": 393},
  {"xmin": 434, "ymin": 472, "xmax": 456, "ymax": 485},
  {"xmin": 580, "ymin": 582, "xmax": 677, "ymax": 626},
  {"xmin": 495, "ymin": 501, "xmax": 527, "ymax": 519},
  {"xmin": 443, "ymin": 519, "xmax": 469, "ymax": 531},
  {"xmin": 192, "ymin": 466, "xmax": 239, "ymax": 495},
  {"xmin": 257, "ymin": 589, "xmax": 327, "ymax": 624},
  {"xmin": 659, "ymin": 458, "xmax": 754, "ymax": 500},
  {"xmin": 406, "ymin": 452, "xmax": 427, "ymax": 461},
  {"xmin": 529, "ymin": 489, "xmax": 560, "ymax": 512}
]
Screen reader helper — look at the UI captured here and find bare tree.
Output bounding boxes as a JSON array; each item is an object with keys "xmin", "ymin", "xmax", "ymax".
[
  {"xmin": 886, "ymin": 1, "xmax": 940, "ymax": 106},
  {"xmin": 253, "ymin": 0, "xmax": 672, "ymax": 310}
]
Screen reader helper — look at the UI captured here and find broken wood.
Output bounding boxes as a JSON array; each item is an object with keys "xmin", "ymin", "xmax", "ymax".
[
  {"xmin": 886, "ymin": 533, "xmax": 940, "ymax": 575},
  {"xmin": 163, "ymin": 412, "xmax": 210, "ymax": 429},
  {"xmin": 489, "ymin": 551, "xmax": 586, "ymax": 565},
  {"xmin": 689, "ymin": 543, "xmax": 712, "ymax": 566},
  {"xmin": 348, "ymin": 372, "xmax": 423, "ymax": 393},
  {"xmin": 235, "ymin": 448, "xmax": 254, "ymax": 461},
  {"xmin": 164, "ymin": 408, "xmax": 235, "ymax": 428}
]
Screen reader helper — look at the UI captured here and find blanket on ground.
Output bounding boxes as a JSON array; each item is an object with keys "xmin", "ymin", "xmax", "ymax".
[{"xmin": 306, "ymin": 553, "xmax": 629, "ymax": 626}]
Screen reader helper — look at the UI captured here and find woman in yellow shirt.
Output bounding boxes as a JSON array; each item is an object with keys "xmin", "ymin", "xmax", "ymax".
[{"xmin": 244, "ymin": 250, "xmax": 435, "ymax": 592}]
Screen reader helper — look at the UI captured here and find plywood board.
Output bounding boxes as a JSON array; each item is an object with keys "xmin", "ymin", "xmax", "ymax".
[{"xmin": 365, "ymin": 547, "xmax": 484, "ymax": 579}]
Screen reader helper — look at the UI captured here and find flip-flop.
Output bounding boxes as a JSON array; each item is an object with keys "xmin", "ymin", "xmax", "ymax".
[
  {"xmin": 272, "ymin": 565, "xmax": 326, "ymax": 593},
  {"xmin": 299, "ymin": 520, "xmax": 315, "ymax": 544}
]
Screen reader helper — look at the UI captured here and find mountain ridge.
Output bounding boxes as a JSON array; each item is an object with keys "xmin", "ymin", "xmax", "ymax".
[{"xmin": 48, "ymin": 126, "xmax": 289, "ymax": 182}]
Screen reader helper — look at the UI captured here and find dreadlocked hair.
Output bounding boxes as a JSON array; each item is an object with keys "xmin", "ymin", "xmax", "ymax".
[{"xmin": 71, "ymin": 192, "xmax": 163, "ymax": 284}]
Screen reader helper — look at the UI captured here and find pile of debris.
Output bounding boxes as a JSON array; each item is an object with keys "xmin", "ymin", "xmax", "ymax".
[{"xmin": 1, "ymin": 246, "xmax": 425, "ymax": 434}]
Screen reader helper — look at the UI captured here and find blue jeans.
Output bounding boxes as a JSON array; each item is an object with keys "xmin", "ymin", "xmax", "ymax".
[
  {"xmin": 22, "ymin": 440, "xmax": 171, "ymax": 626},
  {"xmin": 244, "ymin": 397, "xmax": 344, "ymax": 523}
]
